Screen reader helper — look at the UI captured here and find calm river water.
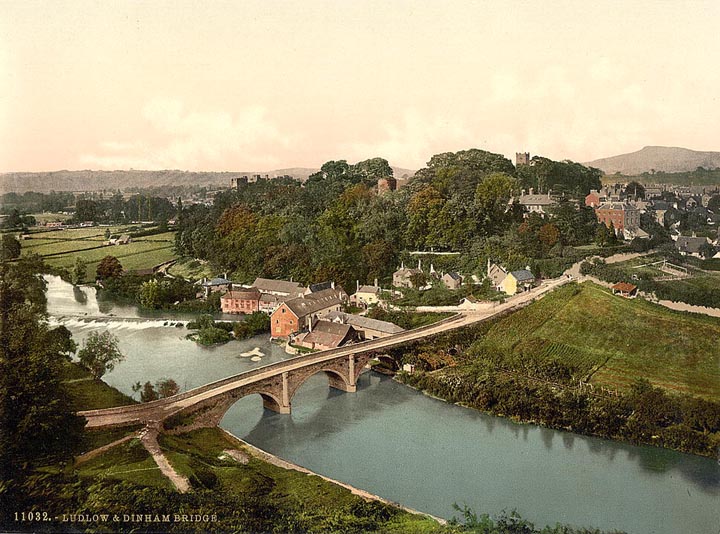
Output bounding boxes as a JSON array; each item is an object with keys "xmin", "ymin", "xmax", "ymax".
[{"xmin": 46, "ymin": 276, "xmax": 720, "ymax": 534}]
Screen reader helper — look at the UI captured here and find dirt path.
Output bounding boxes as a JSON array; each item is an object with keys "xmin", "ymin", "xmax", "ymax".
[
  {"xmin": 139, "ymin": 424, "xmax": 191, "ymax": 493},
  {"xmin": 75, "ymin": 433, "xmax": 138, "ymax": 465}
]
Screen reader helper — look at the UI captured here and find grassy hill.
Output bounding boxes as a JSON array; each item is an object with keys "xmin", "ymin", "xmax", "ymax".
[{"xmin": 475, "ymin": 282, "xmax": 720, "ymax": 400}]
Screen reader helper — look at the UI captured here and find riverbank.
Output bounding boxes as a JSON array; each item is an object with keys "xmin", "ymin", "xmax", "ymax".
[{"xmin": 389, "ymin": 283, "xmax": 720, "ymax": 459}]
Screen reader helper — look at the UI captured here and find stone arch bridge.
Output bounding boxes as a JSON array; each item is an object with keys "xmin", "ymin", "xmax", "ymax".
[
  {"xmin": 79, "ymin": 278, "xmax": 568, "ymax": 434},
  {"xmin": 80, "ymin": 314, "xmax": 473, "ymax": 433}
]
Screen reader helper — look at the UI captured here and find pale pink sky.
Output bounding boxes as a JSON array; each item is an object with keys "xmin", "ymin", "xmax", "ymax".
[{"xmin": 1, "ymin": 0, "xmax": 719, "ymax": 172}]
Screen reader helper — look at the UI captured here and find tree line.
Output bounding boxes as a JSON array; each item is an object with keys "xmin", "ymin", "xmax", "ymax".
[{"xmin": 174, "ymin": 150, "xmax": 604, "ymax": 291}]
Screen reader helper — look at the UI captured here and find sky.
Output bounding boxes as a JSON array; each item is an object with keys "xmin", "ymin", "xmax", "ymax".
[{"xmin": 1, "ymin": 0, "xmax": 719, "ymax": 172}]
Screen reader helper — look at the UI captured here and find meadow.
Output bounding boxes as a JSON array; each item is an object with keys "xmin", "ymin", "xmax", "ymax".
[{"xmin": 20, "ymin": 226, "xmax": 177, "ymax": 279}]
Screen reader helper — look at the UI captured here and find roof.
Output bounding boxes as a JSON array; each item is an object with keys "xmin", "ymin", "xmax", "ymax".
[
  {"xmin": 651, "ymin": 201, "xmax": 670, "ymax": 210},
  {"xmin": 301, "ymin": 321, "xmax": 354, "ymax": 349},
  {"xmin": 356, "ymin": 285, "xmax": 380, "ymax": 294},
  {"xmin": 394, "ymin": 267, "xmax": 421, "ymax": 277},
  {"xmin": 443, "ymin": 272, "xmax": 462, "ymax": 281},
  {"xmin": 612, "ymin": 282, "xmax": 637, "ymax": 293},
  {"xmin": 517, "ymin": 194, "xmax": 556, "ymax": 206},
  {"xmin": 596, "ymin": 202, "xmax": 637, "ymax": 211},
  {"xmin": 282, "ymin": 288, "xmax": 344, "ymax": 318},
  {"xmin": 253, "ymin": 277, "xmax": 305, "ymax": 295},
  {"xmin": 222, "ymin": 288, "xmax": 261, "ymax": 300},
  {"xmin": 325, "ymin": 311, "xmax": 405, "ymax": 334},
  {"xmin": 675, "ymin": 236, "xmax": 708, "ymax": 254},
  {"xmin": 509, "ymin": 270, "xmax": 535, "ymax": 282},
  {"xmin": 203, "ymin": 277, "xmax": 232, "ymax": 287},
  {"xmin": 309, "ymin": 281, "xmax": 333, "ymax": 293}
]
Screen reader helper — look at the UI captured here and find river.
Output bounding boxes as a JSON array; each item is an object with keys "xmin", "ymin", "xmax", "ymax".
[{"xmin": 46, "ymin": 276, "xmax": 720, "ymax": 534}]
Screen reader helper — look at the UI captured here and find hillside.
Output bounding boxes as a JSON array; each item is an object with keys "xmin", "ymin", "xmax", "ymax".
[
  {"xmin": 474, "ymin": 282, "xmax": 720, "ymax": 400},
  {"xmin": 585, "ymin": 146, "xmax": 720, "ymax": 175},
  {"xmin": 0, "ymin": 165, "xmax": 416, "ymax": 194}
]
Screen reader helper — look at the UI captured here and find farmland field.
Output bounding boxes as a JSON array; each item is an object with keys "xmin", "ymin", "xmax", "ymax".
[
  {"xmin": 20, "ymin": 227, "xmax": 177, "ymax": 279},
  {"xmin": 472, "ymin": 282, "xmax": 720, "ymax": 400}
]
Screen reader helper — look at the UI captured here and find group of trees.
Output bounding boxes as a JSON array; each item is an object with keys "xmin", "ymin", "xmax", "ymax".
[
  {"xmin": 0, "ymin": 258, "xmax": 85, "ymax": 483},
  {"xmin": 132, "ymin": 378, "xmax": 179, "ymax": 402},
  {"xmin": 174, "ymin": 150, "xmax": 606, "ymax": 290},
  {"xmin": 73, "ymin": 193, "xmax": 176, "ymax": 224}
]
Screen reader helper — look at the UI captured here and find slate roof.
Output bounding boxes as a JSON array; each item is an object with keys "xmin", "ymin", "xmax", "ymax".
[
  {"xmin": 356, "ymin": 285, "xmax": 381, "ymax": 294},
  {"xmin": 325, "ymin": 311, "xmax": 405, "ymax": 334},
  {"xmin": 252, "ymin": 277, "xmax": 305, "ymax": 295},
  {"xmin": 283, "ymin": 288, "xmax": 344, "ymax": 317},
  {"xmin": 222, "ymin": 288, "xmax": 261, "ymax": 300},
  {"xmin": 309, "ymin": 281, "xmax": 333, "ymax": 293},
  {"xmin": 510, "ymin": 270, "xmax": 535, "ymax": 282},
  {"xmin": 675, "ymin": 236, "xmax": 708, "ymax": 254},
  {"xmin": 203, "ymin": 277, "xmax": 232, "ymax": 287},
  {"xmin": 596, "ymin": 202, "xmax": 637, "ymax": 211},
  {"xmin": 444, "ymin": 272, "xmax": 462, "ymax": 281},
  {"xmin": 517, "ymin": 194, "xmax": 556, "ymax": 206},
  {"xmin": 301, "ymin": 320, "xmax": 355, "ymax": 348}
]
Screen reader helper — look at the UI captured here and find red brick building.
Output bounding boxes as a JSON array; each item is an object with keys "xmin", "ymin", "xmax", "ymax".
[
  {"xmin": 270, "ymin": 288, "xmax": 345, "ymax": 339},
  {"xmin": 594, "ymin": 202, "xmax": 640, "ymax": 233},
  {"xmin": 221, "ymin": 288, "xmax": 261, "ymax": 314}
]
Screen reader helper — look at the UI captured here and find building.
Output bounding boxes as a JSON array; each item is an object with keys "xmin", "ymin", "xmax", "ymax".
[
  {"xmin": 500, "ymin": 269, "xmax": 535, "ymax": 296},
  {"xmin": 231, "ymin": 176, "xmax": 249, "ymax": 189},
  {"xmin": 377, "ymin": 177, "xmax": 397, "ymax": 195},
  {"xmin": 270, "ymin": 287, "xmax": 345, "ymax": 338},
  {"xmin": 441, "ymin": 272, "xmax": 463, "ymax": 290},
  {"xmin": 487, "ymin": 261, "xmax": 508, "ymax": 290},
  {"xmin": 585, "ymin": 189, "xmax": 607, "ymax": 208},
  {"xmin": 221, "ymin": 288, "xmax": 261, "ymax": 314},
  {"xmin": 675, "ymin": 235, "xmax": 710, "ymax": 257},
  {"xmin": 252, "ymin": 277, "xmax": 306, "ymax": 298},
  {"xmin": 325, "ymin": 311, "xmax": 404, "ymax": 340},
  {"xmin": 393, "ymin": 262, "xmax": 423, "ymax": 288},
  {"xmin": 516, "ymin": 152, "xmax": 530, "ymax": 166},
  {"xmin": 293, "ymin": 320, "xmax": 360, "ymax": 351},
  {"xmin": 611, "ymin": 282, "xmax": 638, "ymax": 298},
  {"xmin": 200, "ymin": 277, "xmax": 233, "ymax": 297},
  {"xmin": 512, "ymin": 191, "xmax": 557, "ymax": 217},
  {"xmin": 594, "ymin": 202, "xmax": 640, "ymax": 234},
  {"xmin": 350, "ymin": 281, "xmax": 382, "ymax": 307}
]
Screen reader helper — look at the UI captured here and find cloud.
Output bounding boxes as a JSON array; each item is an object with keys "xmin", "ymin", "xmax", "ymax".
[{"xmin": 79, "ymin": 98, "xmax": 293, "ymax": 170}]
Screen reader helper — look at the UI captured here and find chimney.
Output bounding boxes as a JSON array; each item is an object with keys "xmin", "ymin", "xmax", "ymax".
[
  {"xmin": 417, "ymin": 259, "xmax": 422, "ymax": 270},
  {"xmin": 374, "ymin": 278, "xmax": 378, "ymax": 287},
  {"xmin": 331, "ymin": 281, "xmax": 335, "ymax": 290},
  {"xmin": 356, "ymin": 280, "xmax": 360, "ymax": 291},
  {"xmin": 487, "ymin": 258, "xmax": 491, "ymax": 277},
  {"xmin": 529, "ymin": 188, "xmax": 534, "ymax": 195}
]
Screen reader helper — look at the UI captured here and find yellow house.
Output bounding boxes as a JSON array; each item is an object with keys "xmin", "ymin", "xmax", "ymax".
[
  {"xmin": 350, "ymin": 284, "xmax": 381, "ymax": 307},
  {"xmin": 500, "ymin": 269, "xmax": 535, "ymax": 296}
]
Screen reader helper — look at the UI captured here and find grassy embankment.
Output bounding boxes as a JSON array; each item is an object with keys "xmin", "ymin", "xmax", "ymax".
[
  {"xmin": 58, "ymin": 361, "xmax": 442, "ymax": 533},
  {"xmin": 20, "ymin": 226, "xmax": 177, "ymax": 279},
  {"xmin": 395, "ymin": 282, "xmax": 720, "ymax": 457},
  {"xmin": 473, "ymin": 282, "xmax": 720, "ymax": 399}
]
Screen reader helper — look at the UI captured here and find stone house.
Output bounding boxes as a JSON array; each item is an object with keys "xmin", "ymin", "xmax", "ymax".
[
  {"xmin": 441, "ymin": 272, "xmax": 463, "ymax": 290},
  {"xmin": 325, "ymin": 311, "xmax": 404, "ymax": 340},
  {"xmin": 594, "ymin": 202, "xmax": 640, "ymax": 234},
  {"xmin": 293, "ymin": 320, "xmax": 360, "ymax": 351},
  {"xmin": 393, "ymin": 262, "xmax": 423, "ymax": 288}
]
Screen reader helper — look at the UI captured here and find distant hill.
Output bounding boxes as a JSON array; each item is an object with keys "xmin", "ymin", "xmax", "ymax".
[
  {"xmin": 585, "ymin": 146, "xmax": 720, "ymax": 175},
  {"xmin": 0, "ymin": 165, "xmax": 416, "ymax": 194}
]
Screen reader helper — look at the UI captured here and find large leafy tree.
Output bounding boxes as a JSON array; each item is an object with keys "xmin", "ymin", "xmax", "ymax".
[
  {"xmin": 77, "ymin": 330, "xmax": 125, "ymax": 379},
  {"xmin": 1, "ymin": 234, "xmax": 21, "ymax": 261},
  {"xmin": 96, "ymin": 255, "xmax": 123, "ymax": 279},
  {"xmin": 0, "ymin": 259, "xmax": 84, "ymax": 480}
]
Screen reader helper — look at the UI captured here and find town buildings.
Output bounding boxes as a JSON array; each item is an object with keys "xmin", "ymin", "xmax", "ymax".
[{"xmin": 594, "ymin": 202, "xmax": 640, "ymax": 233}]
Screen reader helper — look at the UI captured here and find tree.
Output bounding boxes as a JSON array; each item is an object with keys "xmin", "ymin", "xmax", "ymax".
[
  {"xmin": 96, "ymin": 255, "xmax": 123, "ymax": 279},
  {"xmin": 0, "ymin": 261, "xmax": 84, "ymax": 480},
  {"xmin": 70, "ymin": 257, "xmax": 86, "ymax": 285},
  {"xmin": 139, "ymin": 279, "xmax": 162, "ymax": 309},
  {"xmin": 77, "ymin": 330, "xmax": 125, "ymax": 379},
  {"xmin": 140, "ymin": 381, "xmax": 158, "ymax": 402},
  {"xmin": 624, "ymin": 181, "xmax": 645, "ymax": 200},
  {"xmin": 698, "ymin": 242, "xmax": 716, "ymax": 259},
  {"xmin": 1, "ymin": 234, "xmax": 21, "ymax": 261},
  {"xmin": 156, "ymin": 378, "xmax": 179, "ymax": 398}
]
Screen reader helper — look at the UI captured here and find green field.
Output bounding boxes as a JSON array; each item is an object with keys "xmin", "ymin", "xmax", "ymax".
[
  {"xmin": 167, "ymin": 256, "xmax": 216, "ymax": 280},
  {"xmin": 20, "ymin": 227, "xmax": 177, "ymax": 278},
  {"xmin": 474, "ymin": 282, "xmax": 720, "ymax": 400}
]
